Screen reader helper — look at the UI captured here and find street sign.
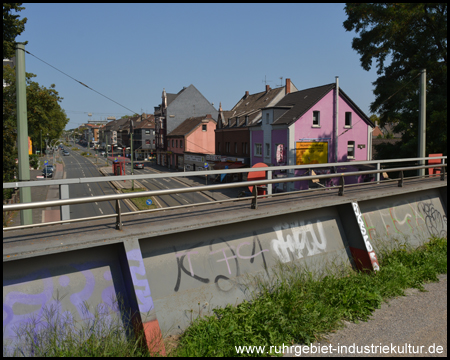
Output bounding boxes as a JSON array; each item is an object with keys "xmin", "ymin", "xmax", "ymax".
[
  {"xmin": 146, "ymin": 199, "xmax": 152, "ymax": 206},
  {"xmin": 204, "ymin": 162, "xmax": 208, "ymax": 168},
  {"xmin": 44, "ymin": 160, "xmax": 48, "ymax": 166}
]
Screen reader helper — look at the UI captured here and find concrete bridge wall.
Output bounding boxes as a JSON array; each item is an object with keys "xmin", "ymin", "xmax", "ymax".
[{"xmin": 3, "ymin": 186, "xmax": 447, "ymax": 352}]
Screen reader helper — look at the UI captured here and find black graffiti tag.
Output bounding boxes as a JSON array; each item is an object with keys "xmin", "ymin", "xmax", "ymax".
[
  {"xmin": 173, "ymin": 243, "xmax": 210, "ymax": 292},
  {"xmin": 419, "ymin": 202, "xmax": 447, "ymax": 237}
]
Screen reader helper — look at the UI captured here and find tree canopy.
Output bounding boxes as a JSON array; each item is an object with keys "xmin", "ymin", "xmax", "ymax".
[
  {"xmin": 344, "ymin": 3, "xmax": 447, "ymax": 158},
  {"xmin": 3, "ymin": 65, "xmax": 69, "ymax": 183},
  {"xmin": 3, "ymin": 3, "xmax": 27, "ymax": 59}
]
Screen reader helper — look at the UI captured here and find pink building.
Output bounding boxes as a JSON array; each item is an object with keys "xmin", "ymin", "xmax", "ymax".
[
  {"xmin": 250, "ymin": 79, "xmax": 375, "ymax": 191},
  {"xmin": 166, "ymin": 114, "xmax": 217, "ymax": 171}
]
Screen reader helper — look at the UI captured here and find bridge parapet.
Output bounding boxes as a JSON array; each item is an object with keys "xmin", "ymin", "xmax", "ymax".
[{"xmin": 3, "ymin": 168, "xmax": 447, "ymax": 354}]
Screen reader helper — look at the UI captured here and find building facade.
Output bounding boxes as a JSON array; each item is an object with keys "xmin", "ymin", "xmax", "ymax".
[
  {"xmin": 250, "ymin": 79, "xmax": 375, "ymax": 191},
  {"xmin": 154, "ymin": 85, "xmax": 218, "ymax": 166}
]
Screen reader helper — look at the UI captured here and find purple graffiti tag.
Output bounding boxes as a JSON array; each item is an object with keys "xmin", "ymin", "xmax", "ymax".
[
  {"xmin": 209, "ymin": 248, "xmax": 237, "ymax": 275},
  {"xmin": 3, "ymin": 270, "xmax": 54, "ymax": 339},
  {"xmin": 59, "ymin": 275, "xmax": 70, "ymax": 287},
  {"xmin": 126, "ymin": 249, "xmax": 154, "ymax": 314},
  {"xmin": 69, "ymin": 269, "xmax": 96, "ymax": 320},
  {"xmin": 236, "ymin": 242, "xmax": 269, "ymax": 259},
  {"xmin": 176, "ymin": 250, "xmax": 198, "ymax": 276}
]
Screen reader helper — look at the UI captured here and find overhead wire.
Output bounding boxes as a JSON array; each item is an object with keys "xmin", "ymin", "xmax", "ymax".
[{"xmin": 21, "ymin": 48, "xmax": 140, "ymax": 115}]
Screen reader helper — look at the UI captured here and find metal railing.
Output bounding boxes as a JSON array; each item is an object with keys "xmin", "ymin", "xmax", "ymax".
[{"xmin": 3, "ymin": 156, "xmax": 447, "ymax": 231}]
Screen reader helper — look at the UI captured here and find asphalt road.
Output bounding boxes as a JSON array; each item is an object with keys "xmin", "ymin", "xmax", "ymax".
[
  {"xmin": 61, "ymin": 148, "xmax": 133, "ymax": 219},
  {"xmin": 123, "ymin": 163, "xmax": 212, "ymax": 207}
]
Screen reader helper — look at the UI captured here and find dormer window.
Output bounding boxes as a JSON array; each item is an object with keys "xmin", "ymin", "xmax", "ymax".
[
  {"xmin": 266, "ymin": 113, "xmax": 269, "ymax": 124},
  {"xmin": 228, "ymin": 119, "xmax": 232, "ymax": 127}
]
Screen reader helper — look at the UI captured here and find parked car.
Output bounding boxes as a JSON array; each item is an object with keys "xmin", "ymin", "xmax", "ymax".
[
  {"xmin": 42, "ymin": 168, "xmax": 53, "ymax": 178},
  {"xmin": 134, "ymin": 162, "xmax": 144, "ymax": 169}
]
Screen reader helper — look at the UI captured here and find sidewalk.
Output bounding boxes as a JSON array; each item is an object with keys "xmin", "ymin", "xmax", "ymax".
[
  {"xmin": 284, "ymin": 274, "xmax": 447, "ymax": 357},
  {"xmin": 8, "ymin": 155, "xmax": 64, "ymax": 227}
]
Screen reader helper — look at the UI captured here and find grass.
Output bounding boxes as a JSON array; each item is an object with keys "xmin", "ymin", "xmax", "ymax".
[
  {"xmin": 174, "ymin": 236, "xmax": 447, "ymax": 357},
  {"xmin": 3, "ymin": 236, "xmax": 446, "ymax": 357},
  {"xmin": 121, "ymin": 188, "xmax": 158, "ymax": 210},
  {"xmin": 3, "ymin": 297, "xmax": 153, "ymax": 357}
]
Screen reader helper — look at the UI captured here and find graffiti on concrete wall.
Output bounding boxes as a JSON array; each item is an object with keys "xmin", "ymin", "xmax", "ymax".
[
  {"xmin": 419, "ymin": 201, "xmax": 447, "ymax": 238},
  {"xmin": 362, "ymin": 198, "xmax": 447, "ymax": 241},
  {"xmin": 3, "ymin": 264, "xmax": 119, "ymax": 341},
  {"xmin": 270, "ymin": 220, "xmax": 327, "ymax": 263},
  {"xmin": 127, "ymin": 248, "xmax": 154, "ymax": 314},
  {"xmin": 352, "ymin": 202, "xmax": 380, "ymax": 271},
  {"xmin": 173, "ymin": 233, "xmax": 269, "ymax": 293}
]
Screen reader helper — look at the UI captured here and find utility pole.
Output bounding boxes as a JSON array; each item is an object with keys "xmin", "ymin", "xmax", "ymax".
[
  {"xmin": 335, "ymin": 76, "xmax": 339, "ymax": 163},
  {"xmin": 418, "ymin": 69, "xmax": 426, "ymax": 177},
  {"xmin": 15, "ymin": 43, "xmax": 32, "ymax": 225},
  {"xmin": 131, "ymin": 119, "xmax": 135, "ymax": 190}
]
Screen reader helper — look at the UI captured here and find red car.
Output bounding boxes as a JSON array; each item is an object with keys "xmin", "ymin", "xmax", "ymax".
[{"xmin": 134, "ymin": 162, "xmax": 144, "ymax": 169}]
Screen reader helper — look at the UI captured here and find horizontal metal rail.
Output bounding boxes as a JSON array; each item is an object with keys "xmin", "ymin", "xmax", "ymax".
[
  {"xmin": 3, "ymin": 164, "xmax": 445, "ymax": 213},
  {"xmin": 3, "ymin": 156, "xmax": 446, "ymax": 189}
]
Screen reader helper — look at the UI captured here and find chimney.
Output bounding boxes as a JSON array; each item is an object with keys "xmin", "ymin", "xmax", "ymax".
[
  {"xmin": 265, "ymin": 85, "xmax": 271, "ymax": 93},
  {"xmin": 286, "ymin": 78, "xmax": 291, "ymax": 94},
  {"xmin": 206, "ymin": 114, "xmax": 212, "ymax": 119},
  {"xmin": 245, "ymin": 91, "xmax": 249, "ymax": 98}
]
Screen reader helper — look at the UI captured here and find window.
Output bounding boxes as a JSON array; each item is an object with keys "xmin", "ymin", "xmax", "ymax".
[
  {"xmin": 245, "ymin": 116, "xmax": 248, "ymax": 126},
  {"xmin": 226, "ymin": 142, "xmax": 230, "ymax": 153},
  {"xmin": 313, "ymin": 111, "xmax": 320, "ymax": 126},
  {"xmin": 218, "ymin": 142, "xmax": 221, "ymax": 152},
  {"xmin": 145, "ymin": 130, "xmax": 150, "ymax": 134},
  {"xmin": 234, "ymin": 142, "xmax": 237, "ymax": 154},
  {"xmin": 266, "ymin": 113, "xmax": 269, "ymax": 124},
  {"xmin": 255, "ymin": 143, "xmax": 262, "ymax": 156},
  {"xmin": 347, "ymin": 141, "xmax": 355, "ymax": 159},
  {"xmin": 345, "ymin": 112, "xmax": 352, "ymax": 127},
  {"xmin": 180, "ymin": 140, "xmax": 183, "ymax": 148},
  {"xmin": 176, "ymin": 140, "xmax": 178, "ymax": 148},
  {"xmin": 202, "ymin": 124, "xmax": 207, "ymax": 131},
  {"xmin": 228, "ymin": 119, "xmax": 232, "ymax": 127},
  {"xmin": 172, "ymin": 139, "xmax": 174, "ymax": 147},
  {"xmin": 265, "ymin": 143, "xmax": 270, "ymax": 157}
]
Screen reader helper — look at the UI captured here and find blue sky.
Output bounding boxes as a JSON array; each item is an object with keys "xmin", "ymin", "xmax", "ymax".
[{"xmin": 16, "ymin": 3, "xmax": 379, "ymax": 130}]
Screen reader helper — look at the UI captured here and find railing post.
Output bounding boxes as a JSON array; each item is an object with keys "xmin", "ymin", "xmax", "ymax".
[
  {"xmin": 59, "ymin": 184, "xmax": 70, "ymax": 222},
  {"xmin": 267, "ymin": 170, "xmax": 272, "ymax": 197},
  {"xmin": 115, "ymin": 199, "xmax": 122, "ymax": 230},
  {"xmin": 441, "ymin": 165, "xmax": 446, "ymax": 181},
  {"xmin": 398, "ymin": 171, "xmax": 404, "ymax": 187},
  {"xmin": 338, "ymin": 175, "xmax": 345, "ymax": 196},
  {"xmin": 376, "ymin": 162, "xmax": 380, "ymax": 183},
  {"xmin": 251, "ymin": 185, "xmax": 258, "ymax": 209}
]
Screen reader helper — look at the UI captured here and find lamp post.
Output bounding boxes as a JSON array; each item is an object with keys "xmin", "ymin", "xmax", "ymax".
[{"xmin": 130, "ymin": 119, "xmax": 135, "ymax": 190}]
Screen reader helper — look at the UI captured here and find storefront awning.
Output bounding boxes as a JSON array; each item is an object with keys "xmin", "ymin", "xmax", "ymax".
[{"xmin": 212, "ymin": 162, "xmax": 246, "ymax": 170}]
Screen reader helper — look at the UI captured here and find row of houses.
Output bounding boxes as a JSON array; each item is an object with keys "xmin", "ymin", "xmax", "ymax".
[
  {"xmin": 82, "ymin": 77, "xmax": 381, "ymax": 188},
  {"xmin": 80, "ymin": 113, "xmax": 156, "ymax": 160},
  {"xmin": 152, "ymin": 77, "xmax": 378, "ymax": 188}
]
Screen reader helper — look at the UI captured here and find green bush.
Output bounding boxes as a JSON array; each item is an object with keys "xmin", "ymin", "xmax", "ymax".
[{"xmin": 29, "ymin": 154, "xmax": 39, "ymax": 169}]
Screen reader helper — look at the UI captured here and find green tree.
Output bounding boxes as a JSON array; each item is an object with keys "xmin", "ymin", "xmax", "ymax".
[
  {"xmin": 344, "ymin": 3, "xmax": 447, "ymax": 159},
  {"xmin": 3, "ymin": 3, "xmax": 27, "ymax": 59},
  {"xmin": 3, "ymin": 65, "xmax": 69, "ymax": 186}
]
